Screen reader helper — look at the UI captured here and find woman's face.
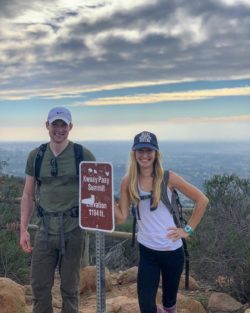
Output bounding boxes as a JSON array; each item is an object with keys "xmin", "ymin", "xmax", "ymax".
[{"xmin": 135, "ymin": 148, "xmax": 156, "ymax": 169}]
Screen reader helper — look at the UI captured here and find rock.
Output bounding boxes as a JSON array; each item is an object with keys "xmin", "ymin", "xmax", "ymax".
[
  {"xmin": 157, "ymin": 288, "xmax": 206, "ymax": 312},
  {"xmin": 23, "ymin": 284, "xmax": 33, "ymax": 305},
  {"xmin": 117, "ymin": 266, "xmax": 138, "ymax": 285},
  {"xmin": 106, "ymin": 295, "xmax": 139, "ymax": 313},
  {"xmin": 177, "ymin": 293, "xmax": 207, "ymax": 313},
  {"xmin": 0, "ymin": 277, "xmax": 26, "ymax": 313},
  {"xmin": 80, "ymin": 266, "xmax": 112, "ymax": 294},
  {"xmin": 23, "ymin": 284, "xmax": 32, "ymax": 296},
  {"xmin": 127, "ymin": 283, "xmax": 137, "ymax": 298},
  {"xmin": 53, "ymin": 298, "xmax": 62, "ymax": 308},
  {"xmin": 179, "ymin": 274, "xmax": 200, "ymax": 290},
  {"xmin": 244, "ymin": 309, "xmax": 250, "ymax": 313},
  {"xmin": 208, "ymin": 292, "xmax": 243, "ymax": 312}
]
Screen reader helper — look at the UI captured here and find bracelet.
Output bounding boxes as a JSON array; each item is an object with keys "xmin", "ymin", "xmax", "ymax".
[{"xmin": 184, "ymin": 224, "xmax": 194, "ymax": 235}]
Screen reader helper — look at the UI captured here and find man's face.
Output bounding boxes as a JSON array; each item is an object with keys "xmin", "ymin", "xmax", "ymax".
[{"xmin": 46, "ymin": 119, "xmax": 72, "ymax": 144}]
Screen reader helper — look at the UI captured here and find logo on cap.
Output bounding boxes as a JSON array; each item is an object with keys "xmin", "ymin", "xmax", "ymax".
[
  {"xmin": 55, "ymin": 110, "xmax": 65, "ymax": 115},
  {"xmin": 139, "ymin": 132, "xmax": 152, "ymax": 143}
]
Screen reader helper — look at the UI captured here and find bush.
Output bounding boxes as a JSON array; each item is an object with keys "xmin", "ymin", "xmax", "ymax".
[
  {"xmin": 0, "ymin": 173, "xmax": 30, "ymax": 284},
  {"xmin": 190, "ymin": 174, "xmax": 250, "ymax": 303},
  {"xmin": 0, "ymin": 229, "xmax": 30, "ymax": 283}
]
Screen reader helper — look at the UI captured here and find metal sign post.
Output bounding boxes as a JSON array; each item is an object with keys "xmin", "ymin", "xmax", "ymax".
[
  {"xmin": 96, "ymin": 231, "xmax": 106, "ymax": 313},
  {"xmin": 79, "ymin": 161, "xmax": 114, "ymax": 313}
]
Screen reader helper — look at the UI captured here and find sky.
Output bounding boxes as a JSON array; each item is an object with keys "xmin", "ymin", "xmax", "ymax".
[{"xmin": 0, "ymin": 0, "xmax": 250, "ymax": 142}]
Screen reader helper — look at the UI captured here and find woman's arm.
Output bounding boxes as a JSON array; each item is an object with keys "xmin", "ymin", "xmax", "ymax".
[
  {"xmin": 115, "ymin": 176, "xmax": 130, "ymax": 224},
  {"xmin": 167, "ymin": 171, "xmax": 209, "ymax": 241}
]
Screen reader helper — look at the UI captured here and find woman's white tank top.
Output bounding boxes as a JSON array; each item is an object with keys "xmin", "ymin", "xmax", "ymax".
[{"xmin": 136, "ymin": 185, "xmax": 183, "ymax": 251}]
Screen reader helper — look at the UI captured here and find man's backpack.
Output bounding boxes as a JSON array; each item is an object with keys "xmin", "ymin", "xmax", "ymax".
[
  {"xmin": 34, "ymin": 142, "xmax": 84, "ymax": 185},
  {"xmin": 33, "ymin": 142, "xmax": 84, "ymax": 255},
  {"xmin": 131, "ymin": 170, "xmax": 190, "ymax": 290}
]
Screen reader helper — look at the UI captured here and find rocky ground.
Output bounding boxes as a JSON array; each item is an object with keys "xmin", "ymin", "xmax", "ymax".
[
  {"xmin": 2, "ymin": 265, "xmax": 249, "ymax": 313},
  {"xmin": 23, "ymin": 267, "xmax": 214, "ymax": 313}
]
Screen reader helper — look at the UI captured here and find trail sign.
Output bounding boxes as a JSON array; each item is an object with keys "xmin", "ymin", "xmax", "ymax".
[{"xmin": 79, "ymin": 161, "xmax": 114, "ymax": 232}]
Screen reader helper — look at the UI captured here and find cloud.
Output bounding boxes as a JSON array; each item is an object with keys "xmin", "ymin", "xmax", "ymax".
[
  {"xmin": 82, "ymin": 113, "xmax": 250, "ymax": 136},
  {"xmin": 0, "ymin": 0, "xmax": 250, "ymax": 92},
  {"xmin": 217, "ymin": 0, "xmax": 250, "ymax": 6},
  {"xmin": 1, "ymin": 78, "xmax": 250, "ymax": 102},
  {"xmin": 3, "ymin": 113, "xmax": 248, "ymax": 141},
  {"xmin": 0, "ymin": 78, "xmax": 199, "ymax": 100},
  {"xmin": 83, "ymin": 87, "xmax": 250, "ymax": 106},
  {"xmin": 166, "ymin": 115, "xmax": 250, "ymax": 124},
  {"xmin": 0, "ymin": 1, "xmax": 249, "ymax": 143}
]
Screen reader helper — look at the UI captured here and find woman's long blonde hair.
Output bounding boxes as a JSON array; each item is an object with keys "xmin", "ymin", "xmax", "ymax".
[{"xmin": 127, "ymin": 150, "xmax": 164, "ymax": 208}]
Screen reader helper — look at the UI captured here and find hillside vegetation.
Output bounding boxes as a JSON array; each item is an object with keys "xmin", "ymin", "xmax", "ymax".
[
  {"xmin": 191, "ymin": 174, "xmax": 250, "ymax": 303},
  {"xmin": 0, "ymin": 160, "xmax": 249, "ymax": 303}
]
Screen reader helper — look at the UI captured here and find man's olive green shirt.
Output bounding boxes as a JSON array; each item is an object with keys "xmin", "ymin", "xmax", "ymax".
[{"xmin": 25, "ymin": 141, "xmax": 95, "ymax": 234}]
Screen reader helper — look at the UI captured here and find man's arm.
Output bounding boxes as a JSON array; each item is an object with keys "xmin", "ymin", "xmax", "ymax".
[{"xmin": 20, "ymin": 175, "xmax": 36, "ymax": 253}]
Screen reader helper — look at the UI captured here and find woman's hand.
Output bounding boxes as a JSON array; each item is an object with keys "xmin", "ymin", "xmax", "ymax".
[{"xmin": 167, "ymin": 226, "xmax": 189, "ymax": 241}]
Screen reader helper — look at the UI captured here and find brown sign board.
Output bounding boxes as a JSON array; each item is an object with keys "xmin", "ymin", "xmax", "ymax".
[{"xmin": 79, "ymin": 161, "xmax": 114, "ymax": 232}]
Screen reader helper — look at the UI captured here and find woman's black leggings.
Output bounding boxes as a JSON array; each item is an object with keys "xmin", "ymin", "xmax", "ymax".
[{"xmin": 137, "ymin": 244, "xmax": 184, "ymax": 313}]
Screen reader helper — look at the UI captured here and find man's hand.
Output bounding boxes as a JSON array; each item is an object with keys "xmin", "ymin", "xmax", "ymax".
[{"xmin": 20, "ymin": 230, "xmax": 33, "ymax": 253}]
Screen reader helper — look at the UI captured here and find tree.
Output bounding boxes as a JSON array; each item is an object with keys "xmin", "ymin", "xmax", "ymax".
[{"xmin": 190, "ymin": 174, "xmax": 250, "ymax": 303}]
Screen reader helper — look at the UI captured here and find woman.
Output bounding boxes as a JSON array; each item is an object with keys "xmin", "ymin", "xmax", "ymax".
[{"xmin": 115, "ymin": 131, "xmax": 209, "ymax": 313}]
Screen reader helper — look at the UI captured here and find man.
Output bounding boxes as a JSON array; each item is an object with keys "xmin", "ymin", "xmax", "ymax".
[{"xmin": 20, "ymin": 107, "xmax": 96, "ymax": 313}]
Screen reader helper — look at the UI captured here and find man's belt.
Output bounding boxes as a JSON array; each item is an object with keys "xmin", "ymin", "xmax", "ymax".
[{"xmin": 37, "ymin": 206, "xmax": 79, "ymax": 255}]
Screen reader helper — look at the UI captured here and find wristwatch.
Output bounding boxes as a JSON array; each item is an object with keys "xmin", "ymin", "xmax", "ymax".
[{"xmin": 184, "ymin": 224, "xmax": 194, "ymax": 235}]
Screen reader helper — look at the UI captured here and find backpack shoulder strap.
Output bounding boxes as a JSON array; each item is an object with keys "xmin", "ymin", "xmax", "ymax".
[
  {"xmin": 160, "ymin": 170, "xmax": 172, "ymax": 209},
  {"xmin": 160, "ymin": 170, "xmax": 182, "ymax": 227},
  {"xmin": 35, "ymin": 143, "xmax": 48, "ymax": 184},
  {"xmin": 73, "ymin": 143, "xmax": 84, "ymax": 176},
  {"xmin": 35, "ymin": 142, "xmax": 84, "ymax": 181},
  {"xmin": 131, "ymin": 203, "xmax": 137, "ymax": 247},
  {"xmin": 163, "ymin": 169, "xmax": 170, "ymax": 184}
]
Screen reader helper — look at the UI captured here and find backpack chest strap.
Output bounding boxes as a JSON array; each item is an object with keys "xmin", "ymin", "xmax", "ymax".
[{"xmin": 139, "ymin": 194, "xmax": 152, "ymax": 200}]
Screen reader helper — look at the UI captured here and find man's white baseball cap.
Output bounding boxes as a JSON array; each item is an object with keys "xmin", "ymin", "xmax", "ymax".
[{"xmin": 47, "ymin": 107, "xmax": 72, "ymax": 125}]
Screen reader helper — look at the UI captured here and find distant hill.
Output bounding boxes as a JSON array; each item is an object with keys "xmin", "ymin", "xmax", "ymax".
[{"xmin": 1, "ymin": 140, "xmax": 250, "ymax": 203}]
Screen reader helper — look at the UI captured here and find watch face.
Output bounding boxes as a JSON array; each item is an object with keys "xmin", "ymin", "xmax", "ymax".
[{"xmin": 184, "ymin": 225, "xmax": 193, "ymax": 234}]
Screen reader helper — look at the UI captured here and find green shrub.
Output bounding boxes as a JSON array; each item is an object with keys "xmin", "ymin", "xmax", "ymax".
[
  {"xmin": 0, "ymin": 173, "xmax": 30, "ymax": 284},
  {"xmin": 190, "ymin": 174, "xmax": 250, "ymax": 303},
  {"xmin": 0, "ymin": 230, "xmax": 30, "ymax": 283}
]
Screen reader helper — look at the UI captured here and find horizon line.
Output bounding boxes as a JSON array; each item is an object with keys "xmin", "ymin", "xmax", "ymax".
[{"xmin": 1, "ymin": 139, "xmax": 250, "ymax": 144}]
